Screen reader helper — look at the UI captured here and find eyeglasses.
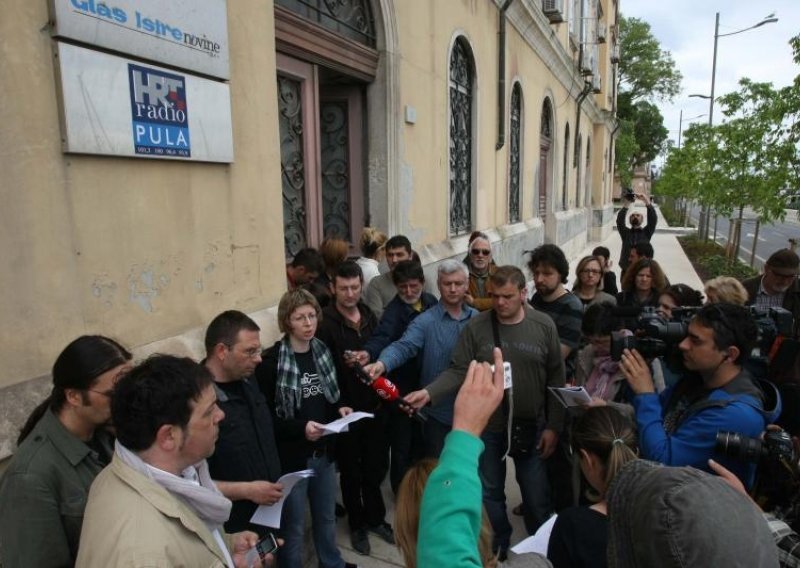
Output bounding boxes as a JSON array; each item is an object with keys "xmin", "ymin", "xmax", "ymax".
[
  {"xmin": 87, "ymin": 389, "xmax": 114, "ymax": 398},
  {"xmin": 470, "ymin": 249, "xmax": 491, "ymax": 256},
  {"xmin": 224, "ymin": 345, "xmax": 262, "ymax": 358},
  {"xmin": 580, "ymin": 269, "xmax": 601, "ymax": 275},
  {"xmin": 290, "ymin": 313, "xmax": 318, "ymax": 324}
]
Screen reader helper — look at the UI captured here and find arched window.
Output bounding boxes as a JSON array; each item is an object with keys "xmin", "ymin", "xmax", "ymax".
[
  {"xmin": 449, "ymin": 37, "xmax": 475, "ymax": 236},
  {"xmin": 508, "ymin": 83, "xmax": 522, "ymax": 223},
  {"xmin": 562, "ymin": 123, "xmax": 570, "ymax": 211},
  {"xmin": 275, "ymin": 0, "xmax": 375, "ymax": 46},
  {"xmin": 538, "ymin": 98, "xmax": 553, "ymax": 218}
]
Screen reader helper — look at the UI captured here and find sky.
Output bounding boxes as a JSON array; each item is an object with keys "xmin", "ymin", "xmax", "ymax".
[{"xmin": 621, "ymin": 1, "xmax": 800, "ymax": 164}]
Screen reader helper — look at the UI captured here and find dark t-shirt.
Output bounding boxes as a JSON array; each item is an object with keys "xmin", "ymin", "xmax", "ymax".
[
  {"xmin": 547, "ymin": 506, "xmax": 608, "ymax": 568},
  {"xmin": 295, "ymin": 350, "xmax": 328, "ymax": 424}
]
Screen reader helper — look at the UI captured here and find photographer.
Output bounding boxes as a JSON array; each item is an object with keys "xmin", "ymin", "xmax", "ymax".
[
  {"xmin": 616, "ymin": 190, "xmax": 656, "ymax": 275},
  {"xmin": 620, "ymin": 303, "xmax": 772, "ymax": 488}
]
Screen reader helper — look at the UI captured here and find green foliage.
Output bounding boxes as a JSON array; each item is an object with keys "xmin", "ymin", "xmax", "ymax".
[
  {"xmin": 677, "ymin": 235, "xmax": 758, "ymax": 280},
  {"xmin": 617, "ymin": 17, "xmax": 683, "ymax": 103},
  {"xmin": 614, "ymin": 15, "xmax": 681, "ymax": 182}
]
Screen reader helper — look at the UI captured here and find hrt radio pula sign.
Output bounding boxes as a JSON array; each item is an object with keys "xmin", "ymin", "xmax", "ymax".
[{"xmin": 129, "ymin": 64, "xmax": 190, "ymax": 158}]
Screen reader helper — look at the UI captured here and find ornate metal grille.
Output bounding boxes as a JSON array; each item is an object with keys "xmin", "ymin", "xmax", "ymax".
[
  {"xmin": 276, "ymin": 0, "xmax": 375, "ymax": 46},
  {"xmin": 278, "ymin": 76, "xmax": 308, "ymax": 258},
  {"xmin": 509, "ymin": 84, "xmax": 522, "ymax": 223},
  {"xmin": 319, "ymin": 101, "xmax": 351, "ymax": 240},
  {"xmin": 449, "ymin": 39, "xmax": 474, "ymax": 236},
  {"xmin": 575, "ymin": 134, "xmax": 582, "ymax": 207},
  {"xmin": 539, "ymin": 99, "xmax": 553, "ymax": 218}
]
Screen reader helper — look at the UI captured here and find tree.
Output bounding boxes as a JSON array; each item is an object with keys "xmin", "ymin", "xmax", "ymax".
[{"xmin": 614, "ymin": 16, "xmax": 682, "ymax": 184}]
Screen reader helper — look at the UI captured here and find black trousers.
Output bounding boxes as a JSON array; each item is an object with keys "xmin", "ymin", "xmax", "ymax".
[
  {"xmin": 337, "ymin": 409, "xmax": 389, "ymax": 530},
  {"xmin": 387, "ymin": 407, "xmax": 424, "ymax": 494}
]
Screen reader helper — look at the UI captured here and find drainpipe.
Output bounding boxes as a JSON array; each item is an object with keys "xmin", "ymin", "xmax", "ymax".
[
  {"xmin": 573, "ymin": 81, "xmax": 592, "ymax": 166},
  {"xmin": 496, "ymin": 0, "xmax": 514, "ymax": 151}
]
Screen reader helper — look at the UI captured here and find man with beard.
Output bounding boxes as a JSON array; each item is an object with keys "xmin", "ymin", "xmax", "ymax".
[
  {"xmin": 743, "ymin": 249, "xmax": 800, "ymax": 339},
  {"xmin": 617, "ymin": 190, "xmax": 657, "ymax": 275}
]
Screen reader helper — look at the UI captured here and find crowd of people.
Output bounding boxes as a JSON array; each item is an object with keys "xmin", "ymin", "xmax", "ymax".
[{"xmin": 2, "ymin": 213, "xmax": 800, "ymax": 568}]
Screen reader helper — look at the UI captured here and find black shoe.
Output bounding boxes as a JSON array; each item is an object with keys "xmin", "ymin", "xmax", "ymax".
[
  {"xmin": 368, "ymin": 522, "xmax": 395, "ymax": 545},
  {"xmin": 497, "ymin": 547, "xmax": 508, "ymax": 562},
  {"xmin": 350, "ymin": 528, "xmax": 370, "ymax": 555},
  {"xmin": 336, "ymin": 502, "xmax": 347, "ymax": 517},
  {"xmin": 344, "ymin": 563, "xmax": 360, "ymax": 568}
]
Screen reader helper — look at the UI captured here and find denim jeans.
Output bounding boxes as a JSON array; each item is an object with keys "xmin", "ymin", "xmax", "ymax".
[
  {"xmin": 479, "ymin": 430, "xmax": 552, "ymax": 551},
  {"xmin": 278, "ymin": 453, "xmax": 344, "ymax": 568}
]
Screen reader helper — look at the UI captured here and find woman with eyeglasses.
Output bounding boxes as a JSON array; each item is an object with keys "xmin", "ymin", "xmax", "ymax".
[
  {"xmin": 0, "ymin": 335, "xmax": 132, "ymax": 568},
  {"xmin": 256, "ymin": 289, "xmax": 355, "ymax": 568},
  {"xmin": 572, "ymin": 255, "xmax": 617, "ymax": 310},
  {"xmin": 463, "ymin": 231, "xmax": 497, "ymax": 311}
]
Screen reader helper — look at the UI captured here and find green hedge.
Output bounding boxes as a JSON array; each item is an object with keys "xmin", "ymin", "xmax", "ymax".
[{"xmin": 677, "ymin": 235, "xmax": 758, "ymax": 281}]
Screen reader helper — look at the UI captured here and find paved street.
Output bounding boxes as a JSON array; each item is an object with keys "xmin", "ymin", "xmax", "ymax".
[
  {"xmin": 326, "ymin": 203, "xmax": 704, "ymax": 568},
  {"xmin": 687, "ymin": 206, "xmax": 800, "ymax": 271}
]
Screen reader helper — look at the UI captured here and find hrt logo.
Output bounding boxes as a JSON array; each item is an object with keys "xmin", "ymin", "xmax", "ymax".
[{"xmin": 128, "ymin": 64, "xmax": 191, "ymax": 158}]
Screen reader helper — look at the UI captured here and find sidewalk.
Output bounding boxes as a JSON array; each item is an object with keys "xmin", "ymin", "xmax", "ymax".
[{"xmin": 328, "ymin": 205, "xmax": 704, "ymax": 568}]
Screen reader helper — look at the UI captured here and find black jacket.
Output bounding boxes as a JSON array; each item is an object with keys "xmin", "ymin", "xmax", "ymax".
[
  {"xmin": 617, "ymin": 204, "xmax": 657, "ymax": 271},
  {"xmin": 255, "ymin": 342, "xmax": 340, "ymax": 472},
  {"xmin": 364, "ymin": 292, "xmax": 438, "ymax": 394},
  {"xmin": 206, "ymin": 377, "xmax": 281, "ymax": 534},
  {"xmin": 315, "ymin": 303, "xmax": 381, "ymax": 411}
]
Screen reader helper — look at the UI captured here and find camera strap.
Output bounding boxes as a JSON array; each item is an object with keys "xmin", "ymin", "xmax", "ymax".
[{"xmin": 491, "ymin": 311, "xmax": 514, "ymax": 460}]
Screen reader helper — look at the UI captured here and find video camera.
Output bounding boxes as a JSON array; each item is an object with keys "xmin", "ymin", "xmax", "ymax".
[{"xmin": 609, "ymin": 305, "xmax": 793, "ymax": 363}]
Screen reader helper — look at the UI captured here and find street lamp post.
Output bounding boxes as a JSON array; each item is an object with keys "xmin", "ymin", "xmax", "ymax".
[
  {"xmin": 677, "ymin": 111, "xmax": 706, "ymax": 150},
  {"xmin": 696, "ymin": 12, "xmax": 778, "ymax": 241}
]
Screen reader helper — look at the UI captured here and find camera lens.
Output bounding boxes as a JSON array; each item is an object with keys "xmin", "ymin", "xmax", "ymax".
[{"xmin": 715, "ymin": 431, "xmax": 765, "ymax": 464}]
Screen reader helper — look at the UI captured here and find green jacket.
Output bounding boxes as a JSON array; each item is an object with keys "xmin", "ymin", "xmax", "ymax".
[
  {"xmin": 418, "ymin": 430, "xmax": 484, "ymax": 567},
  {"xmin": 0, "ymin": 410, "xmax": 112, "ymax": 568}
]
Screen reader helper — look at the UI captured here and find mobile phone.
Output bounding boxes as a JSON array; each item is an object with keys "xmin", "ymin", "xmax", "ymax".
[
  {"xmin": 244, "ymin": 533, "xmax": 279, "ymax": 566},
  {"xmin": 490, "ymin": 361, "xmax": 513, "ymax": 390}
]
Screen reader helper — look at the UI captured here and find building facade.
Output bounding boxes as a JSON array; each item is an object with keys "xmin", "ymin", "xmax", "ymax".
[{"xmin": 0, "ymin": 0, "xmax": 618, "ymax": 459}]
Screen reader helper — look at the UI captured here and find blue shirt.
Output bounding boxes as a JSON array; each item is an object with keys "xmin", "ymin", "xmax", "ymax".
[{"xmin": 378, "ymin": 302, "xmax": 477, "ymax": 425}]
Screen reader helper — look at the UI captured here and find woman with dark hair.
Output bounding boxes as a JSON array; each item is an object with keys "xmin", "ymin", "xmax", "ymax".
[
  {"xmin": 463, "ymin": 231, "xmax": 497, "ymax": 311},
  {"xmin": 0, "ymin": 335, "xmax": 132, "ymax": 568},
  {"xmin": 616, "ymin": 259, "xmax": 666, "ymax": 309},
  {"xmin": 657, "ymin": 283, "xmax": 704, "ymax": 319},
  {"xmin": 546, "ymin": 407, "xmax": 638, "ymax": 568}
]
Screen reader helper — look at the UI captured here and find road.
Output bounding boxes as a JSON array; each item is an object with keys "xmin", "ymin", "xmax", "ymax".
[{"xmin": 687, "ymin": 207, "xmax": 800, "ymax": 271}]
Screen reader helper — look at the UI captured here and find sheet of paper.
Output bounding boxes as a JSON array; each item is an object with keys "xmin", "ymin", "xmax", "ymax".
[
  {"xmin": 249, "ymin": 469, "xmax": 315, "ymax": 528},
  {"xmin": 510, "ymin": 513, "xmax": 557, "ymax": 555},
  {"xmin": 321, "ymin": 411, "xmax": 374, "ymax": 435},
  {"xmin": 548, "ymin": 386, "xmax": 592, "ymax": 408}
]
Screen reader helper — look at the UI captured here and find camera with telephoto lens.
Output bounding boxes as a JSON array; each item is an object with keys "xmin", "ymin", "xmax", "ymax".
[
  {"xmin": 716, "ymin": 429, "xmax": 795, "ymax": 466},
  {"xmin": 716, "ymin": 429, "xmax": 800, "ymax": 518},
  {"xmin": 610, "ymin": 306, "xmax": 793, "ymax": 364}
]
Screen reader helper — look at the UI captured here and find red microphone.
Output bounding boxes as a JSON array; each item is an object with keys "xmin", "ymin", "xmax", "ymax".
[{"xmin": 352, "ymin": 363, "xmax": 426, "ymax": 422}]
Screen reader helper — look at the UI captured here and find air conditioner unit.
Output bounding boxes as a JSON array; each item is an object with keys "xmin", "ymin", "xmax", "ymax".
[
  {"xmin": 610, "ymin": 44, "xmax": 620, "ymax": 64},
  {"xmin": 597, "ymin": 22, "xmax": 607, "ymax": 44},
  {"xmin": 542, "ymin": 0, "xmax": 565, "ymax": 24},
  {"xmin": 591, "ymin": 73, "xmax": 602, "ymax": 93}
]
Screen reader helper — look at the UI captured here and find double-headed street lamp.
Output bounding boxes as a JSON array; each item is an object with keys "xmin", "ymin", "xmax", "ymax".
[{"xmin": 696, "ymin": 11, "xmax": 779, "ymax": 240}]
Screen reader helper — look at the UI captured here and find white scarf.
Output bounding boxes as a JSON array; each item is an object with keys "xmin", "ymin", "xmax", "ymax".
[{"xmin": 115, "ymin": 441, "xmax": 232, "ymax": 527}]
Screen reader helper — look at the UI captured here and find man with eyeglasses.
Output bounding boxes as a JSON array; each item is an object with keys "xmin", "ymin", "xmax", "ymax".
[
  {"xmin": 743, "ymin": 249, "xmax": 800, "ymax": 339},
  {"xmin": 463, "ymin": 231, "xmax": 497, "ymax": 311},
  {"xmin": 619, "ymin": 303, "xmax": 775, "ymax": 488},
  {"xmin": 204, "ymin": 310, "xmax": 284, "ymax": 536}
]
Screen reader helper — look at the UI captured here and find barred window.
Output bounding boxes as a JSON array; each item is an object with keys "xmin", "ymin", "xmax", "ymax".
[
  {"xmin": 508, "ymin": 83, "xmax": 522, "ymax": 223},
  {"xmin": 449, "ymin": 38, "xmax": 475, "ymax": 236}
]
